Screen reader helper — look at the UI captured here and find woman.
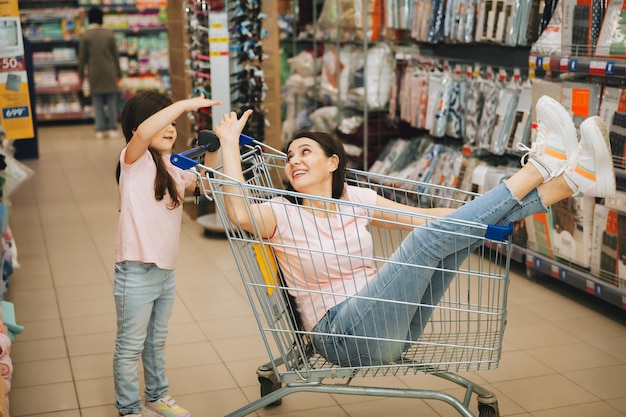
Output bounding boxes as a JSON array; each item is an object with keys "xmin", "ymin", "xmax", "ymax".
[{"xmin": 214, "ymin": 96, "xmax": 615, "ymax": 366}]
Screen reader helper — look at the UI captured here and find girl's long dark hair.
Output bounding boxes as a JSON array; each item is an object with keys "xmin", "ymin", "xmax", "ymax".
[
  {"xmin": 282, "ymin": 131, "xmax": 346, "ymax": 204},
  {"xmin": 116, "ymin": 90, "xmax": 182, "ymax": 209}
]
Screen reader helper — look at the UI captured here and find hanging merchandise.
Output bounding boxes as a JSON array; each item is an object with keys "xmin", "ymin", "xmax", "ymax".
[
  {"xmin": 463, "ymin": 64, "xmax": 487, "ymax": 146},
  {"xmin": 317, "ymin": 0, "xmax": 385, "ymax": 41},
  {"xmin": 347, "ymin": 43, "xmax": 394, "ymax": 110},
  {"xmin": 531, "ymin": 0, "xmax": 562, "ymax": 56},
  {"xmin": 412, "ymin": 0, "xmax": 433, "ymax": 41},
  {"xmin": 281, "ymin": 50, "xmax": 317, "ymax": 144},
  {"xmin": 319, "ymin": 45, "xmax": 355, "ymax": 105},
  {"xmin": 445, "ymin": 65, "xmax": 469, "ymax": 139},
  {"xmin": 425, "ymin": 66, "xmax": 444, "ymax": 132},
  {"xmin": 507, "ymin": 79, "xmax": 533, "ymax": 154},
  {"xmin": 475, "ymin": 67, "xmax": 501, "ymax": 151},
  {"xmin": 428, "ymin": 0, "xmax": 446, "ymax": 42},
  {"xmin": 490, "ymin": 69, "xmax": 522, "ymax": 155},
  {"xmin": 430, "ymin": 63, "xmax": 453, "ymax": 138}
]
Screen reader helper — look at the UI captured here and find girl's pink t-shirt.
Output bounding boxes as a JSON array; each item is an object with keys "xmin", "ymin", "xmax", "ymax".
[
  {"xmin": 265, "ymin": 185, "xmax": 379, "ymax": 332},
  {"xmin": 115, "ymin": 149, "xmax": 196, "ymax": 270}
]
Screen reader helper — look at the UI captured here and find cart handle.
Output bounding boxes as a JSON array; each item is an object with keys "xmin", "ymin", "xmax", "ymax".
[{"xmin": 170, "ymin": 130, "xmax": 256, "ymax": 170}]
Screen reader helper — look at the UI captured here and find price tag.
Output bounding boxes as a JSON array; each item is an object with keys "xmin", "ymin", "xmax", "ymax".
[
  {"xmin": 542, "ymin": 57, "xmax": 551, "ymax": 71},
  {"xmin": 606, "ymin": 62, "xmax": 615, "ymax": 75},
  {"xmin": 568, "ymin": 58, "xmax": 578, "ymax": 72},
  {"xmin": 536, "ymin": 56, "xmax": 543, "ymax": 69},
  {"xmin": 589, "ymin": 60, "xmax": 607, "ymax": 75},
  {"xmin": 550, "ymin": 264, "xmax": 559, "ymax": 279},
  {"xmin": 528, "ymin": 55, "xmax": 537, "ymax": 69},
  {"xmin": 560, "ymin": 57, "xmax": 569, "ymax": 71}
]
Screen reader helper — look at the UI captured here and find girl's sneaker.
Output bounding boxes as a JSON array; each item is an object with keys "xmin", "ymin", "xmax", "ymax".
[
  {"xmin": 518, "ymin": 95, "xmax": 578, "ymax": 181},
  {"xmin": 145, "ymin": 395, "xmax": 190, "ymax": 417},
  {"xmin": 563, "ymin": 116, "xmax": 616, "ymax": 198}
]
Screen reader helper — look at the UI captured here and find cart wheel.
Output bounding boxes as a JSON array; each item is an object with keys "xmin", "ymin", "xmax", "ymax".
[
  {"xmin": 259, "ymin": 377, "xmax": 282, "ymax": 406},
  {"xmin": 478, "ymin": 403, "xmax": 499, "ymax": 417}
]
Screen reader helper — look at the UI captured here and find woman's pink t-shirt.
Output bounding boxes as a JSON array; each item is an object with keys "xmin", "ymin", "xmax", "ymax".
[
  {"xmin": 265, "ymin": 185, "xmax": 379, "ymax": 332},
  {"xmin": 115, "ymin": 149, "xmax": 196, "ymax": 270}
]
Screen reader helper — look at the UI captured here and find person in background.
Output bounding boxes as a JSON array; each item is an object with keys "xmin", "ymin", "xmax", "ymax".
[
  {"xmin": 114, "ymin": 91, "xmax": 220, "ymax": 417},
  {"xmin": 78, "ymin": 6, "xmax": 121, "ymax": 139}
]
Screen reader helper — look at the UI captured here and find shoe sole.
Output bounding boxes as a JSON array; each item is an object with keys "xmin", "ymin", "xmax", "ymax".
[
  {"xmin": 580, "ymin": 116, "xmax": 616, "ymax": 197},
  {"xmin": 536, "ymin": 96, "xmax": 579, "ymax": 161}
]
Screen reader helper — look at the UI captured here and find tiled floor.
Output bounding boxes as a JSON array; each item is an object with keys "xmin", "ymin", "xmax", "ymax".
[{"xmin": 7, "ymin": 124, "xmax": 626, "ymax": 417}]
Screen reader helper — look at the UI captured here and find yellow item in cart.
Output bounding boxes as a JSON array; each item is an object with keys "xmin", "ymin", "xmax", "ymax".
[{"xmin": 252, "ymin": 243, "xmax": 279, "ymax": 296}]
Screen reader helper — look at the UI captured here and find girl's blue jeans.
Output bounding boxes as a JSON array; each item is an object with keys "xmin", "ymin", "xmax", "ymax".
[
  {"xmin": 113, "ymin": 261, "xmax": 175, "ymax": 415},
  {"xmin": 312, "ymin": 182, "xmax": 548, "ymax": 366}
]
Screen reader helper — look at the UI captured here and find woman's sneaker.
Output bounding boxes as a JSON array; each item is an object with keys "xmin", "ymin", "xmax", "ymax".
[
  {"xmin": 145, "ymin": 395, "xmax": 190, "ymax": 417},
  {"xmin": 518, "ymin": 95, "xmax": 579, "ymax": 181},
  {"xmin": 563, "ymin": 116, "xmax": 616, "ymax": 198}
]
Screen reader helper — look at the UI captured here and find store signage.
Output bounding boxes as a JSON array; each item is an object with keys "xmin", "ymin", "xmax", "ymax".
[{"xmin": 0, "ymin": 0, "xmax": 34, "ymax": 140}]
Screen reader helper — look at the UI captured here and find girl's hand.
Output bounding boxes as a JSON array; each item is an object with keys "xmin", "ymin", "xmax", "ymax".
[
  {"xmin": 184, "ymin": 94, "xmax": 221, "ymax": 112},
  {"xmin": 215, "ymin": 109, "xmax": 254, "ymax": 147}
]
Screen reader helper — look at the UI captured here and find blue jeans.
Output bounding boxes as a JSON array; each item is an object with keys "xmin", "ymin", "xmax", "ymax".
[
  {"xmin": 113, "ymin": 261, "xmax": 175, "ymax": 415},
  {"xmin": 92, "ymin": 92, "xmax": 118, "ymax": 132},
  {"xmin": 311, "ymin": 182, "xmax": 548, "ymax": 366}
]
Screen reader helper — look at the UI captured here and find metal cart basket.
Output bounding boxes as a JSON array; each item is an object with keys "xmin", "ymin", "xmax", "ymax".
[{"xmin": 172, "ymin": 137, "xmax": 514, "ymax": 417}]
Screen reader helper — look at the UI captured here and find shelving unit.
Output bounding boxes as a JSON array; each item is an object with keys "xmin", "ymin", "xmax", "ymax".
[
  {"xmin": 19, "ymin": 0, "xmax": 171, "ymax": 123},
  {"xmin": 20, "ymin": 3, "xmax": 88, "ymax": 122}
]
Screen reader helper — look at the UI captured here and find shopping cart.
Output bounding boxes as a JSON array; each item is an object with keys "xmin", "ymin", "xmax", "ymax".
[{"xmin": 172, "ymin": 133, "xmax": 514, "ymax": 417}]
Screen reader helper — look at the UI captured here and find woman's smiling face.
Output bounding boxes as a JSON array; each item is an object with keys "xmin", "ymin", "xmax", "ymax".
[{"xmin": 285, "ymin": 137, "xmax": 338, "ymax": 194}]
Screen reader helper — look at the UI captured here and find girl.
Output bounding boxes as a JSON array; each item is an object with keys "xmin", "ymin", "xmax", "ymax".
[
  {"xmin": 114, "ymin": 90, "xmax": 219, "ymax": 417},
  {"xmin": 213, "ymin": 96, "xmax": 615, "ymax": 367}
]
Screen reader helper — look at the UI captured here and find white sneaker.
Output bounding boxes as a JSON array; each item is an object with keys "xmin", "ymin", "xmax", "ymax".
[
  {"xmin": 563, "ymin": 116, "xmax": 616, "ymax": 198},
  {"xmin": 108, "ymin": 129, "xmax": 119, "ymax": 138},
  {"xmin": 518, "ymin": 95, "xmax": 578, "ymax": 181},
  {"xmin": 95, "ymin": 131, "xmax": 105, "ymax": 139}
]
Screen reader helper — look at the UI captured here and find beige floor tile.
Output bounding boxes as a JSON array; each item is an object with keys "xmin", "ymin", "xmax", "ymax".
[
  {"xmin": 24, "ymin": 411, "xmax": 82, "ymax": 417},
  {"xmin": 554, "ymin": 315, "xmax": 626, "ymax": 341},
  {"xmin": 75, "ymin": 377, "xmax": 115, "ymax": 408},
  {"xmin": 9, "ymin": 382, "xmax": 79, "ymax": 415},
  {"xmin": 532, "ymin": 402, "xmax": 626, "ymax": 417},
  {"xmin": 167, "ymin": 363, "xmax": 239, "ymax": 395},
  {"xmin": 66, "ymin": 331, "xmax": 116, "ymax": 357},
  {"xmin": 240, "ymin": 385, "xmax": 339, "ymax": 416},
  {"xmin": 475, "ymin": 350, "xmax": 553, "ymax": 383},
  {"xmin": 211, "ymin": 335, "xmax": 272, "ymax": 363},
  {"xmin": 166, "ymin": 341, "xmax": 222, "ymax": 368},
  {"xmin": 59, "ymin": 297, "xmax": 116, "ymax": 319},
  {"xmin": 503, "ymin": 321, "xmax": 580, "ymax": 350},
  {"xmin": 55, "ymin": 282, "xmax": 113, "ymax": 303},
  {"xmin": 527, "ymin": 342, "xmax": 622, "ymax": 372},
  {"xmin": 70, "ymin": 352, "xmax": 114, "ymax": 380},
  {"xmin": 494, "ymin": 374, "xmax": 598, "ymax": 411},
  {"xmin": 12, "ymin": 301, "xmax": 59, "ymax": 322},
  {"xmin": 10, "ymin": 357, "xmax": 73, "ymax": 388},
  {"xmin": 173, "ymin": 389, "xmax": 252, "ymax": 417},
  {"xmin": 63, "ymin": 313, "xmax": 117, "ymax": 336},
  {"xmin": 608, "ymin": 397, "xmax": 626, "ymax": 414},
  {"xmin": 198, "ymin": 315, "xmax": 260, "ymax": 340},
  {"xmin": 10, "ymin": 337, "xmax": 67, "ymax": 363},
  {"xmin": 14, "ymin": 318, "xmax": 63, "ymax": 341},
  {"xmin": 343, "ymin": 396, "xmax": 439, "ymax": 417},
  {"xmin": 166, "ymin": 321, "xmax": 208, "ymax": 345},
  {"xmin": 565, "ymin": 364, "xmax": 626, "ymax": 400},
  {"xmin": 8, "ymin": 288, "xmax": 56, "ymax": 307}
]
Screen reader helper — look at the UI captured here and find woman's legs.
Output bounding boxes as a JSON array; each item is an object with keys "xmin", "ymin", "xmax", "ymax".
[
  {"xmin": 312, "ymin": 110, "xmax": 616, "ymax": 366},
  {"xmin": 312, "ymin": 181, "xmax": 542, "ymax": 365}
]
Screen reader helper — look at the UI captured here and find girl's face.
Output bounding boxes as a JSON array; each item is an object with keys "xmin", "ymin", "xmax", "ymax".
[
  {"xmin": 149, "ymin": 122, "xmax": 177, "ymax": 153},
  {"xmin": 285, "ymin": 138, "xmax": 338, "ymax": 193}
]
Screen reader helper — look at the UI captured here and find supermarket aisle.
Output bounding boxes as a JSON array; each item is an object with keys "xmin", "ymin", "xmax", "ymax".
[{"xmin": 6, "ymin": 124, "xmax": 626, "ymax": 417}]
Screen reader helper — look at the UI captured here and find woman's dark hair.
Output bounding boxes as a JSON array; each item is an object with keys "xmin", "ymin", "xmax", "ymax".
[
  {"xmin": 88, "ymin": 7, "xmax": 104, "ymax": 25},
  {"xmin": 283, "ymin": 131, "xmax": 346, "ymax": 203},
  {"xmin": 116, "ymin": 90, "xmax": 183, "ymax": 209}
]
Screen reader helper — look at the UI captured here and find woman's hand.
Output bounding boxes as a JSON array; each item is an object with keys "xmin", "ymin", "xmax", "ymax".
[
  {"xmin": 184, "ymin": 94, "xmax": 221, "ymax": 112},
  {"xmin": 215, "ymin": 110, "xmax": 254, "ymax": 147}
]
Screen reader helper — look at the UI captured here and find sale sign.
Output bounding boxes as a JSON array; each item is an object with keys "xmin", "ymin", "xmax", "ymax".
[{"xmin": 0, "ymin": 2, "xmax": 34, "ymax": 140}]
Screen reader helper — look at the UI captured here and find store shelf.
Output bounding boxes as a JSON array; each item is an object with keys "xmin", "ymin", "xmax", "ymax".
[
  {"xmin": 34, "ymin": 59, "xmax": 78, "ymax": 68},
  {"xmin": 36, "ymin": 111, "xmax": 90, "ymax": 121},
  {"xmin": 510, "ymin": 245, "xmax": 626, "ymax": 310},
  {"xmin": 529, "ymin": 54, "xmax": 626, "ymax": 78},
  {"xmin": 35, "ymin": 85, "xmax": 81, "ymax": 94}
]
